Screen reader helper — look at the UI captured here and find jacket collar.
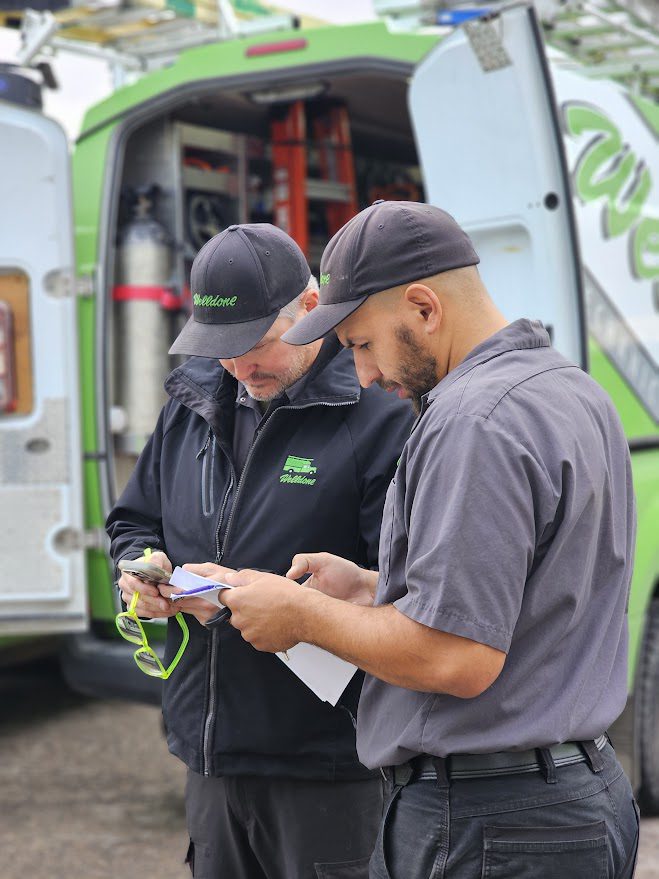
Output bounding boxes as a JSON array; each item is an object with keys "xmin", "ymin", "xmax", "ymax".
[
  {"xmin": 164, "ymin": 334, "xmax": 361, "ymax": 429},
  {"xmin": 286, "ymin": 335, "xmax": 361, "ymax": 406}
]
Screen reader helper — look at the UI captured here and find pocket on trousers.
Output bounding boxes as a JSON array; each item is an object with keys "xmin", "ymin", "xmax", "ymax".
[
  {"xmin": 621, "ymin": 799, "xmax": 641, "ymax": 879},
  {"xmin": 481, "ymin": 821, "xmax": 607, "ymax": 879},
  {"xmin": 185, "ymin": 839, "xmax": 195, "ymax": 876},
  {"xmin": 314, "ymin": 855, "xmax": 371, "ymax": 878},
  {"xmin": 369, "ymin": 783, "xmax": 402, "ymax": 879},
  {"xmin": 185, "ymin": 838, "xmax": 212, "ymax": 878}
]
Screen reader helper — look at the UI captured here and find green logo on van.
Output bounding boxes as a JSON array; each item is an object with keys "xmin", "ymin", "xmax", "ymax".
[
  {"xmin": 320, "ymin": 273, "xmax": 331, "ymax": 286},
  {"xmin": 193, "ymin": 293, "xmax": 238, "ymax": 308},
  {"xmin": 280, "ymin": 455, "xmax": 317, "ymax": 486},
  {"xmin": 563, "ymin": 102, "xmax": 658, "ymax": 283}
]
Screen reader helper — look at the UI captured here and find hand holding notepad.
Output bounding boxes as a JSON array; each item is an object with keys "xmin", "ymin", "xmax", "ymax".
[
  {"xmin": 169, "ymin": 566, "xmax": 356, "ymax": 705},
  {"xmin": 169, "ymin": 566, "xmax": 234, "ymax": 604}
]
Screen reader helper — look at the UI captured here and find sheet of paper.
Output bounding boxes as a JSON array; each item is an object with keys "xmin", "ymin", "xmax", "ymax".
[
  {"xmin": 276, "ymin": 642, "xmax": 357, "ymax": 706},
  {"xmin": 168, "ymin": 566, "xmax": 233, "ymax": 605}
]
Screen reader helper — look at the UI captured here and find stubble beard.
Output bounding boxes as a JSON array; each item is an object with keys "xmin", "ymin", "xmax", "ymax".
[
  {"xmin": 244, "ymin": 348, "xmax": 311, "ymax": 402},
  {"xmin": 390, "ymin": 326, "xmax": 439, "ymax": 415}
]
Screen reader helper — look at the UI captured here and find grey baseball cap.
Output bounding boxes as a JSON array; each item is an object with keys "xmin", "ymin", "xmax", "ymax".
[
  {"xmin": 282, "ymin": 200, "xmax": 479, "ymax": 346},
  {"xmin": 170, "ymin": 223, "xmax": 311, "ymax": 359}
]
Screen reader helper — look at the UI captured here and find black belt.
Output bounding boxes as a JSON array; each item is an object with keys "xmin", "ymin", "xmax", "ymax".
[{"xmin": 383, "ymin": 734, "xmax": 608, "ymax": 784}]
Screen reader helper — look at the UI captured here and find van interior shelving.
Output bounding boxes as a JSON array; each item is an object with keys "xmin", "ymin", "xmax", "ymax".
[{"xmin": 110, "ymin": 73, "xmax": 424, "ymax": 493}]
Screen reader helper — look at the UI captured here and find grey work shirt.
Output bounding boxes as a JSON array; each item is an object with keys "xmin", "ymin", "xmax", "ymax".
[{"xmin": 357, "ymin": 319, "xmax": 636, "ymax": 769}]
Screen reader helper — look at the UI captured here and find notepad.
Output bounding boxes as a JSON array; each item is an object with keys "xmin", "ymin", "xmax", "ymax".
[{"xmin": 168, "ymin": 566, "xmax": 233, "ymax": 604}]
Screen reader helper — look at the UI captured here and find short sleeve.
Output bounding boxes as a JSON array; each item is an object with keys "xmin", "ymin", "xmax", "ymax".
[{"xmin": 393, "ymin": 415, "xmax": 545, "ymax": 653}]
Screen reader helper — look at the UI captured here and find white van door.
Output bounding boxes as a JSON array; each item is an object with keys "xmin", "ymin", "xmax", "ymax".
[
  {"xmin": 409, "ymin": 2, "xmax": 586, "ymax": 367},
  {"xmin": 0, "ymin": 94, "xmax": 88, "ymax": 635},
  {"xmin": 551, "ymin": 67, "xmax": 659, "ymax": 423}
]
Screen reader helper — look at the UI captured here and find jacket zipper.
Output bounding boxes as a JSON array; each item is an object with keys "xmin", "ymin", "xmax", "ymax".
[
  {"xmin": 201, "ymin": 459, "xmax": 235, "ymax": 776},
  {"xmin": 214, "ymin": 470, "xmax": 234, "ymax": 561},
  {"xmin": 200, "ymin": 398, "xmax": 356, "ymax": 776},
  {"xmin": 196, "ymin": 427, "xmax": 212, "ymax": 459},
  {"xmin": 194, "ymin": 424, "xmax": 234, "ymax": 777}
]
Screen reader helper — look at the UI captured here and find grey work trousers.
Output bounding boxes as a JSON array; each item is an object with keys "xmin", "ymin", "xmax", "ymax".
[
  {"xmin": 185, "ymin": 768, "xmax": 383, "ymax": 879},
  {"xmin": 370, "ymin": 741, "xmax": 640, "ymax": 878}
]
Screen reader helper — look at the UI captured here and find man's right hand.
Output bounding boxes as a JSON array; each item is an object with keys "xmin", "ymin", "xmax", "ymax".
[
  {"xmin": 286, "ymin": 552, "xmax": 378, "ymax": 606},
  {"xmin": 118, "ymin": 551, "xmax": 176, "ymax": 618}
]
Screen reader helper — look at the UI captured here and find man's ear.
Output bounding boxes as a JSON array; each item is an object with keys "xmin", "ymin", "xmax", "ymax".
[
  {"xmin": 403, "ymin": 283, "xmax": 442, "ymax": 333},
  {"xmin": 301, "ymin": 288, "xmax": 319, "ymax": 313}
]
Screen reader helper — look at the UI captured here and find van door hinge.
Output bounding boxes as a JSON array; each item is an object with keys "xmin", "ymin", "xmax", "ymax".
[
  {"xmin": 42, "ymin": 269, "xmax": 95, "ymax": 299},
  {"xmin": 76, "ymin": 274, "xmax": 96, "ymax": 298},
  {"xmin": 53, "ymin": 527, "xmax": 109, "ymax": 553},
  {"xmin": 464, "ymin": 17, "xmax": 512, "ymax": 72},
  {"xmin": 43, "ymin": 267, "xmax": 74, "ymax": 298}
]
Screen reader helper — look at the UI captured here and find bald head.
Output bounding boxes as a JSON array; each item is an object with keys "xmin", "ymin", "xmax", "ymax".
[{"xmin": 370, "ymin": 265, "xmax": 486, "ymax": 312}]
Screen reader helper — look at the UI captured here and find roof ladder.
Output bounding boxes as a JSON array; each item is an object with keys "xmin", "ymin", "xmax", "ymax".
[{"xmin": 270, "ymin": 100, "xmax": 358, "ymax": 264}]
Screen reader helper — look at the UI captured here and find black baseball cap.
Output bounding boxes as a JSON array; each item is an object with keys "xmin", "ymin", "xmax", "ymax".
[
  {"xmin": 170, "ymin": 223, "xmax": 311, "ymax": 359},
  {"xmin": 282, "ymin": 201, "xmax": 479, "ymax": 346}
]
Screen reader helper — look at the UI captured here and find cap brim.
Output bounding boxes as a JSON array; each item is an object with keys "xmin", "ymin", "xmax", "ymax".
[
  {"xmin": 281, "ymin": 297, "xmax": 368, "ymax": 346},
  {"xmin": 169, "ymin": 312, "xmax": 278, "ymax": 359}
]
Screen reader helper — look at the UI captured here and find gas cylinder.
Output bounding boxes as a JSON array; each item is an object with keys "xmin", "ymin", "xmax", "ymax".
[{"xmin": 113, "ymin": 186, "xmax": 173, "ymax": 455}]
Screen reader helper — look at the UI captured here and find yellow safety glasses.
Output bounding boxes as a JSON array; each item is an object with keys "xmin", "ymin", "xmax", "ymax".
[{"xmin": 115, "ymin": 591, "xmax": 189, "ymax": 679}]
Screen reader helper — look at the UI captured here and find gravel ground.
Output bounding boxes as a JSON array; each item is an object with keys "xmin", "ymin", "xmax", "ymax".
[{"xmin": 0, "ymin": 658, "xmax": 657, "ymax": 879}]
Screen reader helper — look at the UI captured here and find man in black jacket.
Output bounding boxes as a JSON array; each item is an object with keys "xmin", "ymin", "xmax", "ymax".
[{"xmin": 107, "ymin": 223, "xmax": 413, "ymax": 879}]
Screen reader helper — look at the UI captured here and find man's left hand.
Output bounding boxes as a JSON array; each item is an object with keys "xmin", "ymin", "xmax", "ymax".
[
  {"xmin": 221, "ymin": 570, "xmax": 304, "ymax": 652},
  {"xmin": 158, "ymin": 562, "xmax": 237, "ymax": 625}
]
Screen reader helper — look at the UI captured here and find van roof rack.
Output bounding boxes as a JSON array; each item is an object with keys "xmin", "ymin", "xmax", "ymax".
[
  {"xmin": 544, "ymin": 1, "xmax": 659, "ymax": 98},
  {"xmin": 4, "ymin": 1, "xmax": 658, "ymax": 98},
  {"xmin": 375, "ymin": 0, "xmax": 659, "ymax": 100},
  {"xmin": 2, "ymin": 0, "xmax": 307, "ymax": 86}
]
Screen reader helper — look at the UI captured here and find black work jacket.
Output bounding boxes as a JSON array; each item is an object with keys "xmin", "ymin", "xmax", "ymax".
[{"xmin": 107, "ymin": 339, "xmax": 413, "ymax": 779}]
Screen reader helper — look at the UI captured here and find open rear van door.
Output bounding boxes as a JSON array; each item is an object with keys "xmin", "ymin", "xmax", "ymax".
[
  {"xmin": 409, "ymin": 2, "xmax": 586, "ymax": 367},
  {"xmin": 0, "ymin": 90, "xmax": 88, "ymax": 636}
]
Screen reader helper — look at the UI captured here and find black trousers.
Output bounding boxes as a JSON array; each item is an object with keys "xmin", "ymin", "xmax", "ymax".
[
  {"xmin": 185, "ymin": 769, "xmax": 383, "ymax": 879},
  {"xmin": 370, "ymin": 742, "xmax": 640, "ymax": 879}
]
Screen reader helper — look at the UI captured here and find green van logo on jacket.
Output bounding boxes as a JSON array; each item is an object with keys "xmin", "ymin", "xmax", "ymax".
[{"xmin": 280, "ymin": 455, "xmax": 317, "ymax": 486}]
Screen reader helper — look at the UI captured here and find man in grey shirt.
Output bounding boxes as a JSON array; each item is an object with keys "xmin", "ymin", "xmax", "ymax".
[{"xmin": 207, "ymin": 201, "xmax": 640, "ymax": 878}]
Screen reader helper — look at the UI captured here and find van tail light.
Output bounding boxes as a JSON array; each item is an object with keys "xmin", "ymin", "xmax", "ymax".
[
  {"xmin": 245, "ymin": 38, "xmax": 307, "ymax": 58},
  {"xmin": 0, "ymin": 301, "xmax": 17, "ymax": 413}
]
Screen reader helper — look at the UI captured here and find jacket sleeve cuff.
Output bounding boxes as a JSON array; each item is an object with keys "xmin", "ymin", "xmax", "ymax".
[
  {"xmin": 204, "ymin": 608, "xmax": 232, "ymax": 629},
  {"xmin": 114, "ymin": 549, "xmax": 154, "ymax": 608}
]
